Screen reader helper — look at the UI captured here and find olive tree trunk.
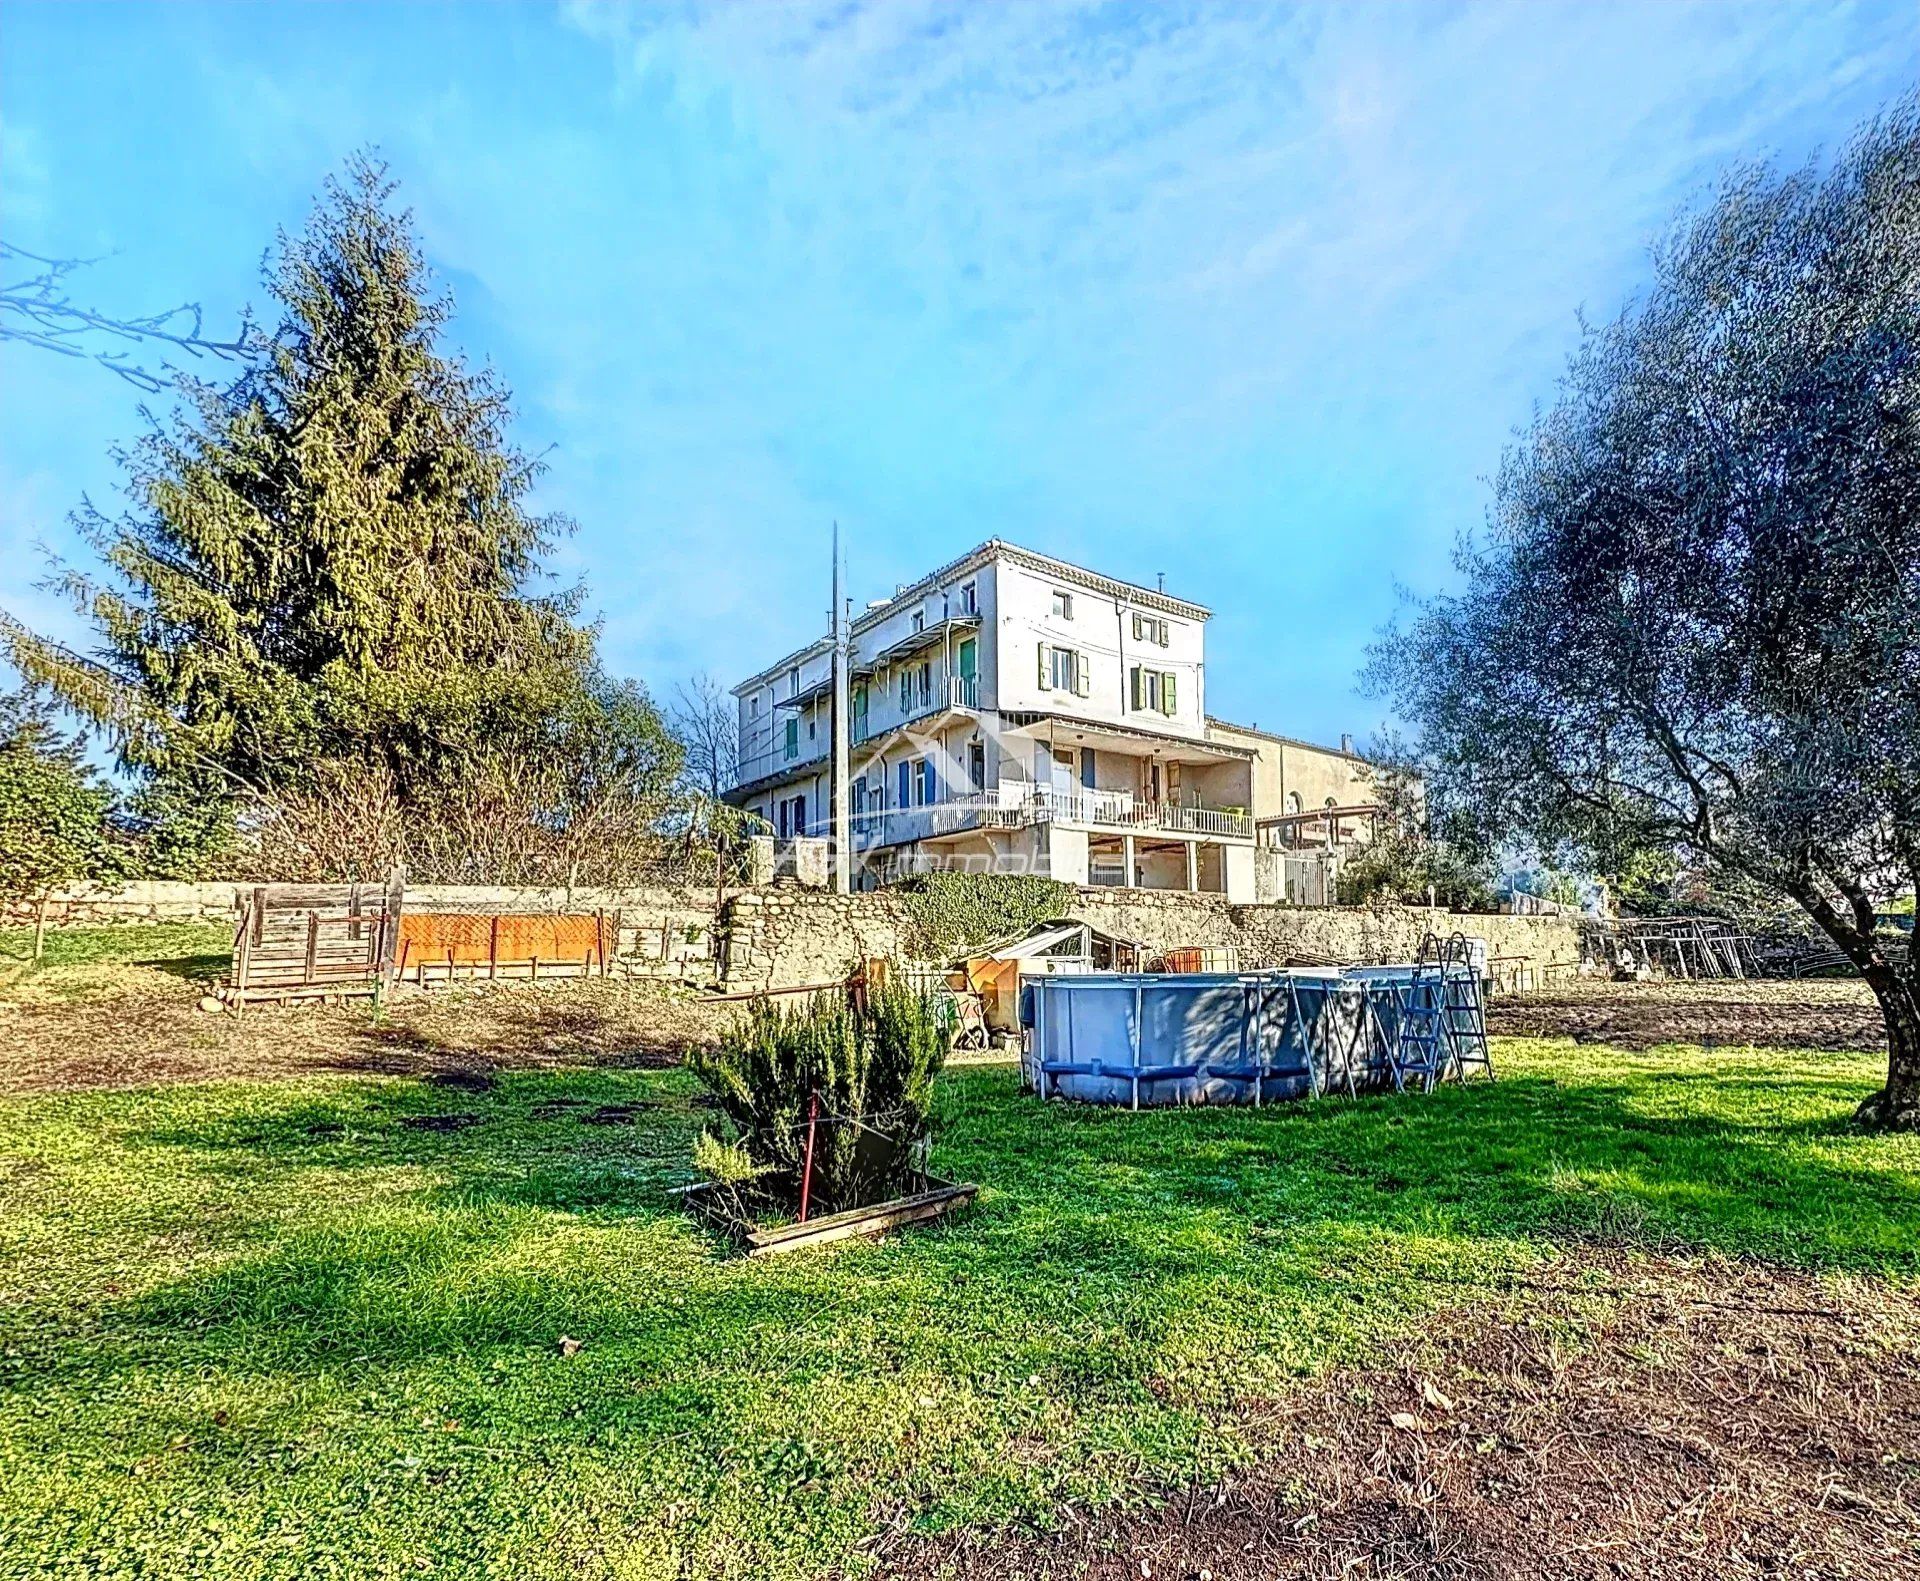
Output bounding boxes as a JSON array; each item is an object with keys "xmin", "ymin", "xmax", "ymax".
[{"xmin": 1856, "ymin": 962, "xmax": 1920, "ymax": 1132}]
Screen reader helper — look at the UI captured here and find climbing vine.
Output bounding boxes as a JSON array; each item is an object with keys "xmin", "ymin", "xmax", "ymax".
[{"xmin": 893, "ymin": 872, "xmax": 1075, "ymax": 961}]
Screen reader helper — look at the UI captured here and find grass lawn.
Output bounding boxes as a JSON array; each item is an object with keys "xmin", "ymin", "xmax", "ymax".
[
  {"xmin": 1, "ymin": 1037, "xmax": 1915, "ymax": 1579},
  {"xmin": 0, "ymin": 922, "xmax": 234, "ymax": 997}
]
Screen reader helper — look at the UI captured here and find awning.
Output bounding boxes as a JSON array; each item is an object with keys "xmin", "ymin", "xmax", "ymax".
[{"xmin": 983, "ymin": 922, "xmax": 1090, "ymax": 962}]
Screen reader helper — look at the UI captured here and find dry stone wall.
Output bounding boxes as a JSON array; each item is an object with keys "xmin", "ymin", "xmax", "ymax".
[
  {"xmin": 16, "ymin": 878, "xmax": 1584, "ymax": 996},
  {"xmin": 6, "ymin": 883, "xmax": 740, "ymax": 984},
  {"xmin": 719, "ymin": 888, "xmax": 912, "ymax": 991},
  {"xmin": 716, "ymin": 884, "xmax": 1584, "ymax": 990},
  {"xmin": 1, "ymin": 882, "xmax": 246, "ymax": 928}
]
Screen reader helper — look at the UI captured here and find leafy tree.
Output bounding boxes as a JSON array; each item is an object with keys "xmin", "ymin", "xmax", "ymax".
[
  {"xmin": 0, "ymin": 692, "xmax": 120, "ymax": 958},
  {"xmin": 1369, "ymin": 100, "xmax": 1920, "ymax": 1129},
  {"xmin": 2, "ymin": 156, "xmax": 671, "ymax": 878},
  {"xmin": 1332, "ymin": 757, "xmax": 1497, "ymax": 909}
]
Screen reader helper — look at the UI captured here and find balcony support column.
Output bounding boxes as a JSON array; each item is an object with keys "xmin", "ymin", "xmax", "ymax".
[
  {"xmin": 1123, "ymin": 833, "xmax": 1137, "ymax": 890},
  {"xmin": 1185, "ymin": 841, "xmax": 1198, "ymax": 893}
]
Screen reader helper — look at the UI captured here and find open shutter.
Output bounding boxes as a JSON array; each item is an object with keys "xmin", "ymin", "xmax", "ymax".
[
  {"xmin": 1073, "ymin": 651, "xmax": 1090, "ymax": 697},
  {"xmin": 1163, "ymin": 673, "xmax": 1178, "ymax": 716},
  {"xmin": 1037, "ymin": 643, "xmax": 1052, "ymax": 691},
  {"xmin": 1129, "ymin": 666, "xmax": 1143, "ymax": 710}
]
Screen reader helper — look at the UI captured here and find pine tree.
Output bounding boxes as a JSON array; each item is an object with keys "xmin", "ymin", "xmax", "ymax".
[{"xmin": 3, "ymin": 156, "xmax": 673, "ymax": 875}]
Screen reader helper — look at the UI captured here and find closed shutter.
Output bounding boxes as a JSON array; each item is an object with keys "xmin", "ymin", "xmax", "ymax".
[
  {"xmin": 1163, "ymin": 673, "xmax": 1178, "ymax": 716},
  {"xmin": 1129, "ymin": 666, "xmax": 1143, "ymax": 710},
  {"xmin": 897, "ymin": 760, "xmax": 909, "ymax": 809},
  {"xmin": 1080, "ymin": 749, "xmax": 1097, "ymax": 789}
]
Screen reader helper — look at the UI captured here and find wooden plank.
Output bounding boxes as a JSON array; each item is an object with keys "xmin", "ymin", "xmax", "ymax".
[
  {"xmin": 233, "ymin": 982, "xmax": 381, "ymax": 1005},
  {"xmin": 234, "ymin": 898, "xmax": 254, "ymax": 990},
  {"xmin": 743, "ymin": 1181, "xmax": 977, "ymax": 1257},
  {"xmin": 304, "ymin": 912, "xmax": 319, "ymax": 984},
  {"xmin": 699, "ymin": 978, "xmax": 851, "ymax": 1003},
  {"xmin": 381, "ymin": 865, "xmax": 406, "ymax": 993}
]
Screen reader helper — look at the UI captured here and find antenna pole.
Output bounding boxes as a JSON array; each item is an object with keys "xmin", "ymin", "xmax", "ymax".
[{"xmin": 831, "ymin": 522, "xmax": 851, "ymax": 894}]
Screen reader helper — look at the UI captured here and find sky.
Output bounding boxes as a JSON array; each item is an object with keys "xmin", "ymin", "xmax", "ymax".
[{"xmin": 2, "ymin": 0, "xmax": 1914, "ymax": 751}]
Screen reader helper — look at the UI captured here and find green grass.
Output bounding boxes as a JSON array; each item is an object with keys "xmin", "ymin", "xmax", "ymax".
[
  {"xmin": 0, "ymin": 1040, "xmax": 1914, "ymax": 1580},
  {"xmin": 0, "ymin": 921, "xmax": 233, "ymax": 983}
]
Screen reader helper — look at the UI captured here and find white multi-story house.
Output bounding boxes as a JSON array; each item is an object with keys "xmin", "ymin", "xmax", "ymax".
[{"xmin": 729, "ymin": 541, "xmax": 1260, "ymax": 901}]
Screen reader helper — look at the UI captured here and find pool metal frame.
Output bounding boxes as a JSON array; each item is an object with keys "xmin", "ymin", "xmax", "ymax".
[{"xmin": 1028, "ymin": 932, "xmax": 1495, "ymax": 1109}]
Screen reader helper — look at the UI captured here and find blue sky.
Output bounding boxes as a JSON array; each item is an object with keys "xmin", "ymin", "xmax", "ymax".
[{"xmin": 2, "ymin": 1, "xmax": 1913, "ymax": 749}]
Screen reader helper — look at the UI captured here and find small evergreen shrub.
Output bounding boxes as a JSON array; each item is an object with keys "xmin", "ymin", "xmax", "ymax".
[{"xmin": 689, "ymin": 977, "xmax": 950, "ymax": 1214}]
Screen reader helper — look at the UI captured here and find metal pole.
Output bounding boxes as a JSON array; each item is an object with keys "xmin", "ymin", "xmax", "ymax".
[
  {"xmin": 831, "ymin": 522, "xmax": 851, "ymax": 895},
  {"xmin": 798, "ymin": 1088, "xmax": 821, "ymax": 1223}
]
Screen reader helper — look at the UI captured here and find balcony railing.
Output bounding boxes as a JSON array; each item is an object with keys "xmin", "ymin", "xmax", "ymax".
[
  {"xmin": 733, "ymin": 736, "xmax": 827, "ymax": 787},
  {"xmin": 936, "ymin": 785, "xmax": 1253, "ymax": 839},
  {"xmin": 855, "ymin": 673, "xmax": 980, "ymax": 745}
]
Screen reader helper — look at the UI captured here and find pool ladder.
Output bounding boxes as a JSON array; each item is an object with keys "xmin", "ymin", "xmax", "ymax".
[{"xmin": 1388, "ymin": 933, "xmax": 1495, "ymax": 1093}]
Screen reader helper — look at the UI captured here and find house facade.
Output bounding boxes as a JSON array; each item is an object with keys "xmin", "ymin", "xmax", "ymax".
[
  {"xmin": 1204, "ymin": 718, "xmax": 1387, "ymax": 905},
  {"xmin": 729, "ymin": 541, "xmax": 1261, "ymax": 900}
]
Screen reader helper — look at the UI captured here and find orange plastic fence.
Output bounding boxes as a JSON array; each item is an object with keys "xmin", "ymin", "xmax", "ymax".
[{"xmin": 397, "ymin": 912, "xmax": 605, "ymax": 970}]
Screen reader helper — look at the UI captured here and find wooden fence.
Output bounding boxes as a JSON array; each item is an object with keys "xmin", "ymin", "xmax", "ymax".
[
  {"xmin": 227, "ymin": 877, "xmax": 404, "ymax": 1005},
  {"xmin": 224, "ymin": 871, "xmax": 717, "ymax": 1004}
]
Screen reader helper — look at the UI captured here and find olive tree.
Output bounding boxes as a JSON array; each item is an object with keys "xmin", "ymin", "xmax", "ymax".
[{"xmin": 1370, "ymin": 100, "xmax": 1920, "ymax": 1129}]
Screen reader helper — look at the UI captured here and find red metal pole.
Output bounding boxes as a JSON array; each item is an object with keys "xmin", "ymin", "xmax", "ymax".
[{"xmin": 798, "ymin": 1089, "xmax": 820, "ymax": 1224}]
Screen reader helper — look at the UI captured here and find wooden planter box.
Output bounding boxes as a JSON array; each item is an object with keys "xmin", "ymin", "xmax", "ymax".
[{"xmin": 682, "ymin": 1176, "xmax": 978, "ymax": 1257}]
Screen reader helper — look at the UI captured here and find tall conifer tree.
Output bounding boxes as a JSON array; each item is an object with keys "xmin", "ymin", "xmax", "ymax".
[{"xmin": 4, "ymin": 156, "xmax": 674, "ymax": 874}]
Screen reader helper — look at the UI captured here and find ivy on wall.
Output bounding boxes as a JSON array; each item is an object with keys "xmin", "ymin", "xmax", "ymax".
[{"xmin": 892, "ymin": 872, "xmax": 1075, "ymax": 961}]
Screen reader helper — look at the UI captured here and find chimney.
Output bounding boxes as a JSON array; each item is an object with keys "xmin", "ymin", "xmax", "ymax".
[{"xmin": 1340, "ymin": 732, "xmax": 1355, "ymax": 755}]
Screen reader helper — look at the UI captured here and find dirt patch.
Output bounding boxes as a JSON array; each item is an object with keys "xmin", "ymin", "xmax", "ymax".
[
  {"xmin": 399, "ymin": 1112, "xmax": 486, "ymax": 1133},
  {"xmin": 1489, "ymin": 979, "xmax": 1885, "ymax": 1053},
  {"xmin": 0, "ymin": 975, "xmax": 735, "ymax": 1096},
  {"xmin": 580, "ymin": 1102, "xmax": 660, "ymax": 1126},
  {"xmin": 883, "ymin": 1253, "xmax": 1920, "ymax": 1580}
]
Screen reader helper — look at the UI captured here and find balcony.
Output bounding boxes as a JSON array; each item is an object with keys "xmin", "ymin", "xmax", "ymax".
[
  {"xmin": 854, "ymin": 673, "xmax": 980, "ymax": 746},
  {"xmin": 1019, "ymin": 786, "xmax": 1251, "ymax": 838},
  {"xmin": 733, "ymin": 735, "xmax": 827, "ymax": 789},
  {"xmin": 865, "ymin": 784, "xmax": 1252, "ymax": 844}
]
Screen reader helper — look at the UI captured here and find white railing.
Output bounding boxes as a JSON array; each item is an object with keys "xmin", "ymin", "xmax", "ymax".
[
  {"xmin": 811, "ymin": 780, "xmax": 1255, "ymax": 848},
  {"xmin": 949, "ymin": 784, "xmax": 1252, "ymax": 839},
  {"xmin": 856, "ymin": 673, "xmax": 981, "ymax": 745},
  {"xmin": 1159, "ymin": 804, "xmax": 1253, "ymax": 837},
  {"xmin": 733, "ymin": 738, "xmax": 826, "ymax": 786}
]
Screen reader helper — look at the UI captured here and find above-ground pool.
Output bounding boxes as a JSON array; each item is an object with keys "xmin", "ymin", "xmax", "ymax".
[{"xmin": 1019, "ymin": 964, "xmax": 1491, "ymax": 1107}]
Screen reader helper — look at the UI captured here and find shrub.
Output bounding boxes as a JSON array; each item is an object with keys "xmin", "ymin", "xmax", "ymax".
[
  {"xmin": 689, "ymin": 978, "xmax": 950, "ymax": 1214},
  {"xmin": 893, "ymin": 871, "xmax": 1074, "ymax": 960}
]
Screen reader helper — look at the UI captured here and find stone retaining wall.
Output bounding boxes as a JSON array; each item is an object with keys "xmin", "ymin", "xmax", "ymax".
[
  {"xmin": 14, "ymin": 879, "xmax": 1585, "ymax": 997},
  {"xmin": 714, "ymin": 885, "xmax": 1584, "ymax": 991}
]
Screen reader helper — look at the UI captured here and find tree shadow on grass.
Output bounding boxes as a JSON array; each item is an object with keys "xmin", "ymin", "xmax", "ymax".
[
  {"xmin": 307, "ymin": 998, "xmax": 697, "ymax": 1082},
  {"xmin": 138, "ymin": 952, "xmax": 231, "ymax": 984}
]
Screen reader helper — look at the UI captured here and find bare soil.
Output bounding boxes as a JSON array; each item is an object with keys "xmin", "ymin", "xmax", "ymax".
[
  {"xmin": 0, "ymin": 967, "xmax": 734, "ymax": 1096},
  {"xmin": 883, "ymin": 1251, "xmax": 1920, "ymax": 1580},
  {"xmin": 1489, "ymin": 979, "xmax": 1886, "ymax": 1053}
]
